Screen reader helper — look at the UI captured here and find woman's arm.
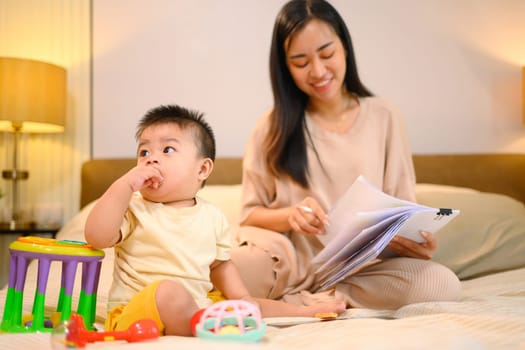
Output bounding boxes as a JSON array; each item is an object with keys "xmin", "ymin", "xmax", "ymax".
[
  {"xmin": 243, "ymin": 199, "xmax": 329, "ymax": 235},
  {"xmin": 242, "ymin": 206, "xmax": 292, "ymax": 232}
]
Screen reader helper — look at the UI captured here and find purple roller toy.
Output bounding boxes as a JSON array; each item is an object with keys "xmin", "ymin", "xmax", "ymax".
[{"xmin": 0, "ymin": 236, "xmax": 105, "ymax": 333}]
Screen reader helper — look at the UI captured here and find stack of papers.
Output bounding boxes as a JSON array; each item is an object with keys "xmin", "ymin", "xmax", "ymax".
[{"xmin": 312, "ymin": 175, "xmax": 459, "ymax": 292}]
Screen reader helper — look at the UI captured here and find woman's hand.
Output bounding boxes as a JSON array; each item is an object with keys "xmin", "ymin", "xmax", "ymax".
[
  {"xmin": 387, "ymin": 231, "xmax": 437, "ymax": 259},
  {"xmin": 288, "ymin": 197, "xmax": 329, "ymax": 235}
]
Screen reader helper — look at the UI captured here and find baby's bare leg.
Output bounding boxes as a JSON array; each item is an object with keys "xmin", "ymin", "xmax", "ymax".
[
  {"xmin": 256, "ymin": 298, "xmax": 345, "ymax": 318},
  {"xmin": 156, "ymin": 280, "xmax": 199, "ymax": 336}
]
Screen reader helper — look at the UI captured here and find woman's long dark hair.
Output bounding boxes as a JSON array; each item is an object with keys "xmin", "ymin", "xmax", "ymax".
[{"xmin": 265, "ymin": 0, "xmax": 373, "ymax": 187}]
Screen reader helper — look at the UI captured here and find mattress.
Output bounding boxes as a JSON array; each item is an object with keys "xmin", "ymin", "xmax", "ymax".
[{"xmin": 1, "ymin": 267, "xmax": 524, "ymax": 349}]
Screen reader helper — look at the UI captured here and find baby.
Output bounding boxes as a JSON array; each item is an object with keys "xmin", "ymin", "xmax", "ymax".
[{"xmin": 85, "ymin": 104, "xmax": 345, "ymax": 336}]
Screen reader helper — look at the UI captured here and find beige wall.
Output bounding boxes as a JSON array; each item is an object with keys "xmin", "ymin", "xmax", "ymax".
[
  {"xmin": 1, "ymin": 0, "xmax": 525, "ymax": 226},
  {"xmin": 0, "ymin": 0, "xmax": 91, "ymax": 224},
  {"xmin": 92, "ymin": 0, "xmax": 525, "ymax": 159}
]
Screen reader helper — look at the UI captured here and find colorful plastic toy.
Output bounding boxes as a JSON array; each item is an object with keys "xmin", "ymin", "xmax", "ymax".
[
  {"xmin": 51, "ymin": 313, "xmax": 159, "ymax": 348},
  {"xmin": 1, "ymin": 236, "xmax": 105, "ymax": 333},
  {"xmin": 192, "ymin": 300, "xmax": 266, "ymax": 342}
]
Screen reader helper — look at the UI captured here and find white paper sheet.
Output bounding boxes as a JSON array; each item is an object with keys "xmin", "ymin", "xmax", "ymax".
[{"xmin": 312, "ymin": 175, "xmax": 459, "ymax": 291}]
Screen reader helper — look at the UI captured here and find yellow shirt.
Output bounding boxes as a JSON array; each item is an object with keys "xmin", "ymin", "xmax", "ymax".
[{"xmin": 108, "ymin": 193, "xmax": 232, "ymax": 309}]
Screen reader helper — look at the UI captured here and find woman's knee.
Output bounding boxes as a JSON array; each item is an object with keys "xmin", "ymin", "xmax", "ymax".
[
  {"xmin": 232, "ymin": 226, "xmax": 297, "ymax": 299},
  {"xmin": 423, "ymin": 262, "xmax": 462, "ymax": 301},
  {"xmin": 391, "ymin": 259, "xmax": 461, "ymax": 305},
  {"xmin": 230, "ymin": 243, "xmax": 276, "ymax": 298},
  {"xmin": 339, "ymin": 258, "xmax": 461, "ymax": 309}
]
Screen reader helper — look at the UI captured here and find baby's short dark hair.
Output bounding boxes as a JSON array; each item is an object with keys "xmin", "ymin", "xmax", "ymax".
[{"xmin": 136, "ymin": 104, "xmax": 216, "ymax": 161}]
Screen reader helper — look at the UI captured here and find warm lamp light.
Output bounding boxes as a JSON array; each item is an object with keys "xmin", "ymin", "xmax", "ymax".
[
  {"xmin": 0, "ymin": 57, "xmax": 66, "ymax": 230},
  {"xmin": 523, "ymin": 67, "xmax": 525, "ymax": 125}
]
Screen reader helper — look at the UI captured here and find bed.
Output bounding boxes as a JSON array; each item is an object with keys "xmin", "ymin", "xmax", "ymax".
[{"xmin": 1, "ymin": 153, "xmax": 525, "ymax": 349}]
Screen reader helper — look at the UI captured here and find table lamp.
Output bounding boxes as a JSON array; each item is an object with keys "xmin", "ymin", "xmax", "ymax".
[{"xmin": 0, "ymin": 57, "xmax": 66, "ymax": 230}]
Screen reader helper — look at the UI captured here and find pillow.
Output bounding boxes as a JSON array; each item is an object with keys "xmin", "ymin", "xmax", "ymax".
[
  {"xmin": 56, "ymin": 200, "xmax": 97, "ymax": 242},
  {"xmin": 55, "ymin": 199, "xmax": 115, "ymax": 274},
  {"xmin": 197, "ymin": 184, "xmax": 242, "ymax": 227},
  {"xmin": 416, "ymin": 184, "xmax": 525, "ymax": 280},
  {"xmin": 61, "ymin": 184, "xmax": 525, "ymax": 281}
]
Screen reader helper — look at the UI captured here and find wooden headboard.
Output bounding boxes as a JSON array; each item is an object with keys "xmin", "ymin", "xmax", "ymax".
[
  {"xmin": 412, "ymin": 154, "xmax": 525, "ymax": 203},
  {"xmin": 80, "ymin": 158, "xmax": 243, "ymax": 208},
  {"xmin": 81, "ymin": 154, "xmax": 525, "ymax": 208}
]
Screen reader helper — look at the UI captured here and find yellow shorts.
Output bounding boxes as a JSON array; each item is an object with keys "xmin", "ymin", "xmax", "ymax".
[
  {"xmin": 105, "ymin": 280, "xmax": 164, "ymax": 333},
  {"xmin": 105, "ymin": 281, "xmax": 226, "ymax": 334}
]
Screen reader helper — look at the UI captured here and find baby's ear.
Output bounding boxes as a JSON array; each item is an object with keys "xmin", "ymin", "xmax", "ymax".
[{"xmin": 197, "ymin": 158, "xmax": 214, "ymax": 182}]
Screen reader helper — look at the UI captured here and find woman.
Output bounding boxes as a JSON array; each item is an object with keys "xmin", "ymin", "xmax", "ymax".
[{"xmin": 231, "ymin": 0, "xmax": 461, "ymax": 309}]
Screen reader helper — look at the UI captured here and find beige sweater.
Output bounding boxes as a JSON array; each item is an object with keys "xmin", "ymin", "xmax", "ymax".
[{"xmin": 238, "ymin": 97, "xmax": 416, "ymax": 292}]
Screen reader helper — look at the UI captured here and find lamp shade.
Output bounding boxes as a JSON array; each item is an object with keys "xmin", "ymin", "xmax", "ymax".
[{"xmin": 0, "ymin": 57, "xmax": 66, "ymax": 133}]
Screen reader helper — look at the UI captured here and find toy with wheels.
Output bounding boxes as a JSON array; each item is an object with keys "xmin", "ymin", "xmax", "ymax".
[
  {"xmin": 191, "ymin": 300, "xmax": 266, "ymax": 342},
  {"xmin": 51, "ymin": 313, "xmax": 159, "ymax": 348}
]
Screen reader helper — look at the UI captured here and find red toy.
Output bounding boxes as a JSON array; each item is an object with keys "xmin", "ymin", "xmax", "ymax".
[
  {"xmin": 51, "ymin": 313, "xmax": 159, "ymax": 348},
  {"xmin": 191, "ymin": 308, "xmax": 206, "ymax": 336}
]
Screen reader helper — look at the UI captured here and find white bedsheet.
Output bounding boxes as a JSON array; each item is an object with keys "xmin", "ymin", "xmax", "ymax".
[{"xmin": 1, "ymin": 267, "xmax": 524, "ymax": 350}]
